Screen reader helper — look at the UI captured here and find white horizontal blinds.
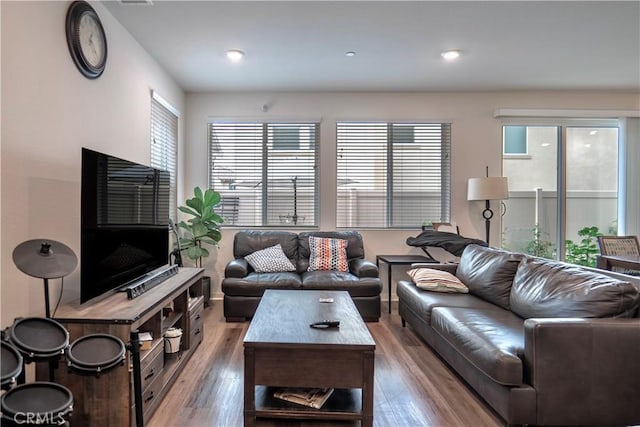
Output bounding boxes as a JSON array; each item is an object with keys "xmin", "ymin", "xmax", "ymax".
[
  {"xmin": 209, "ymin": 123, "xmax": 262, "ymax": 226},
  {"xmin": 336, "ymin": 122, "xmax": 451, "ymax": 228},
  {"xmin": 391, "ymin": 123, "xmax": 451, "ymax": 226},
  {"xmin": 337, "ymin": 123, "xmax": 388, "ymax": 227},
  {"xmin": 150, "ymin": 97, "xmax": 178, "ymax": 221},
  {"xmin": 209, "ymin": 122, "xmax": 319, "ymax": 226},
  {"xmin": 266, "ymin": 124, "xmax": 318, "ymax": 226},
  {"xmin": 440, "ymin": 124, "xmax": 452, "ymax": 220}
]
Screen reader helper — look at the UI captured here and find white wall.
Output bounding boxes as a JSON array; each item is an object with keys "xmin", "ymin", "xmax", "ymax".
[
  {"xmin": 2, "ymin": 2, "xmax": 638, "ymax": 321},
  {"xmin": 185, "ymin": 91, "xmax": 639, "ymax": 301},
  {"xmin": 1, "ymin": 1, "xmax": 184, "ymax": 325}
]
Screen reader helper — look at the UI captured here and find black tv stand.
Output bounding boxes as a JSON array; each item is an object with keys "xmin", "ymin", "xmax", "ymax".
[{"xmin": 122, "ymin": 264, "xmax": 180, "ymax": 299}]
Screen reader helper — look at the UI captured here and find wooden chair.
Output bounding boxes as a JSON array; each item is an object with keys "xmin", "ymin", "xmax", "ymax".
[{"xmin": 597, "ymin": 235, "xmax": 640, "ymax": 275}]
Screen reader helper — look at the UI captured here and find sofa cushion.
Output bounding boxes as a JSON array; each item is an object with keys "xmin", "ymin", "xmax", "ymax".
[
  {"xmin": 233, "ymin": 230, "xmax": 299, "ymax": 263},
  {"xmin": 244, "ymin": 244, "xmax": 296, "ymax": 273},
  {"xmin": 307, "ymin": 236, "xmax": 349, "ymax": 272},
  {"xmin": 221, "ymin": 272, "xmax": 302, "ymax": 297},
  {"xmin": 397, "ymin": 280, "xmax": 502, "ymax": 324},
  {"xmin": 407, "ymin": 268, "xmax": 469, "ymax": 293},
  {"xmin": 510, "ymin": 257, "xmax": 640, "ymax": 319},
  {"xmin": 456, "ymin": 245, "xmax": 523, "ymax": 309},
  {"xmin": 301, "ymin": 271, "xmax": 382, "ymax": 297},
  {"xmin": 431, "ymin": 306, "xmax": 525, "ymax": 386}
]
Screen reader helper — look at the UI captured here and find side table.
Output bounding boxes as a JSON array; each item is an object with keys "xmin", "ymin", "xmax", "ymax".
[{"xmin": 376, "ymin": 255, "xmax": 438, "ymax": 313}]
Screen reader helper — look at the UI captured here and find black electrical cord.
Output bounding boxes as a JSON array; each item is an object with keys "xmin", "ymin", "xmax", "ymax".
[{"xmin": 52, "ymin": 277, "xmax": 64, "ymax": 318}]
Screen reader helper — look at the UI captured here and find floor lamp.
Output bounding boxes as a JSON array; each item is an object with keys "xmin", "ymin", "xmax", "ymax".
[{"xmin": 467, "ymin": 169, "xmax": 509, "ymax": 245}]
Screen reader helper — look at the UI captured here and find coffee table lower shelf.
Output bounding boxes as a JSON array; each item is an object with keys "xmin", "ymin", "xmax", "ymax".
[{"xmin": 255, "ymin": 386, "xmax": 363, "ymax": 421}]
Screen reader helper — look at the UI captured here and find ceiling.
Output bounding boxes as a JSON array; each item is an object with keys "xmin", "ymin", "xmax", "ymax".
[{"xmin": 103, "ymin": 1, "xmax": 640, "ymax": 93}]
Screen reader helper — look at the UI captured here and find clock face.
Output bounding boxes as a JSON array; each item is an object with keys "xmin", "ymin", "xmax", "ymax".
[
  {"xmin": 78, "ymin": 13, "xmax": 106, "ymax": 68},
  {"xmin": 66, "ymin": 1, "xmax": 107, "ymax": 79}
]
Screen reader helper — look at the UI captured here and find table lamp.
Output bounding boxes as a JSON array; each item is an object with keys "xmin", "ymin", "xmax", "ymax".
[{"xmin": 467, "ymin": 167, "xmax": 509, "ymax": 245}]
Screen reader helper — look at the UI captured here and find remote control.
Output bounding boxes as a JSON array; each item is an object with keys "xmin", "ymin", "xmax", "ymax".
[{"xmin": 309, "ymin": 320, "xmax": 340, "ymax": 329}]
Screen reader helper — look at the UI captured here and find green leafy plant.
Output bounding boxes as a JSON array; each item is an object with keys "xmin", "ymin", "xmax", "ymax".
[
  {"xmin": 565, "ymin": 226, "xmax": 601, "ymax": 267},
  {"xmin": 177, "ymin": 187, "xmax": 223, "ymax": 267},
  {"xmin": 525, "ymin": 224, "xmax": 555, "ymax": 259}
]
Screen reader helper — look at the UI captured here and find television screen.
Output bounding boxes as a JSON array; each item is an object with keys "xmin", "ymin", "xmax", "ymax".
[{"xmin": 81, "ymin": 148, "xmax": 170, "ymax": 303}]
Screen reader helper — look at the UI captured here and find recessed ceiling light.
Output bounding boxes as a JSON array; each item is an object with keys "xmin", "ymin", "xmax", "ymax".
[
  {"xmin": 441, "ymin": 49, "xmax": 461, "ymax": 61},
  {"xmin": 226, "ymin": 49, "xmax": 245, "ymax": 62},
  {"xmin": 345, "ymin": 51, "xmax": 356, "ymax": 57}
]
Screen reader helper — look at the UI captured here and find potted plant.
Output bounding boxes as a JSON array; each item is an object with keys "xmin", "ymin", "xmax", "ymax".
[{"xmin": 176, "ymin": 187, "xmax": 224, "ymax": 306}]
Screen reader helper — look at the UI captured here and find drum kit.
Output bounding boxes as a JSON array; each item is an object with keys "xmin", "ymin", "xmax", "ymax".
[
  {"xmin": 1, "ymin": 317, "xmax": 127, "ymax": 426},
  {"xmin": 2, "ymin": 239, "xmax": 144, "ymax": 426}
]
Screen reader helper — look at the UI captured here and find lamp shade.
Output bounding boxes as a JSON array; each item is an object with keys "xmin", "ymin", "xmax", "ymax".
[{"xmin": 467, "ymin": 177, "xmax": 509, "ymax": 201}]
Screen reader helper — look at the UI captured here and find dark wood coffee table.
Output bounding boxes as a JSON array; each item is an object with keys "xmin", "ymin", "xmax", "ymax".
[{"xmin": 243, "ymin": 290, "xmax": 376, "ymax": 427}]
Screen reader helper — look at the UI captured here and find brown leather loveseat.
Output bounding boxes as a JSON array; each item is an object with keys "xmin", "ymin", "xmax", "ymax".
[
  {"xmin": 398, "ymin": 244, "xmax": 640, "ymax": 426},
  {"xmin": 222, "ymin": 230, "xmax": 382, "ymax": 322}
]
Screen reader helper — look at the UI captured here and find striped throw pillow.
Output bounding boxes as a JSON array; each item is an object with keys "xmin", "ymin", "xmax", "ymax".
[{"xmin": 308, "ymin": 236, "xmax": 348, "ymax": 272}]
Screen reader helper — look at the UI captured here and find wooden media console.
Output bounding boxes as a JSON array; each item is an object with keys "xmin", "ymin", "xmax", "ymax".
[{"xmin": 44, "ymin": 267, "xmax": 205, "ymax": 426}]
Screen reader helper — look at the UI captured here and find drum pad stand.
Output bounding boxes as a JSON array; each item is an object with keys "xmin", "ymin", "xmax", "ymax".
[{"xmin": 130, "ymin": 330, "xmax": 145, "ymax": 427}]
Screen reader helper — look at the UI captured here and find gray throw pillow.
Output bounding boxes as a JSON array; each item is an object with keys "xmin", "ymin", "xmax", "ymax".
[{"xmin": 245, "ymin": 244, "xmax": 296, "ymax": 273}]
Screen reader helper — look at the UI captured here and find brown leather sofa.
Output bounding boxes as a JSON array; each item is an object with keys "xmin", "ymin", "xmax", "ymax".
[
  {"xmin": 222, "ymin": 230, "xmax": 382, "ymax": 322},
  {"xmin": 398, "ymin": 244, "xmax": 640, "ymax": 426}
]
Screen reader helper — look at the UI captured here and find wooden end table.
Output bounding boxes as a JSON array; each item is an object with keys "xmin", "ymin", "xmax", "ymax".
[{"xmin": 243, "ymin": 290, "xmax": 376, "ymax": 427}]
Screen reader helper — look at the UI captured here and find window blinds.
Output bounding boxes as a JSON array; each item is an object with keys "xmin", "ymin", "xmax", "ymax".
[
  {"xmin": 150, "ymin": 96, "xmax": 178, "ymax": 221},
  {"xmin": 209, "ymin": 122, "xmax": 319, "ymax": 227},
  {"xmin": 336, "ymin": 122, "xmax": 451, "ymax": 228}
]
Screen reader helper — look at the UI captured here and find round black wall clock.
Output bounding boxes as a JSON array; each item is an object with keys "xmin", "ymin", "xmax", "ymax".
[{"xmin": 66, "ymin": 1, "xmax": 107, "ymax": 79}]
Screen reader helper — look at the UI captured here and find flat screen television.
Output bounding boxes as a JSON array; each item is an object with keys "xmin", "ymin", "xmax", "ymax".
[{"xmin": 81, "ymin": 148, "xmax": 170, "ymax": 303}]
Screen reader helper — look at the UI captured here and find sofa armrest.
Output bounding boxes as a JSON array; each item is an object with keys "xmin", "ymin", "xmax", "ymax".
[
  {"xmin": 350, "ymin": 259, "xmax": 379, "ymax": 278},
  {"xmin": 225, "ymin": 258, "xmax": 249, "ymax": 278},
  {"xmin": 524, "ymin": 317, "xmax": 640, "ymax": 425}
]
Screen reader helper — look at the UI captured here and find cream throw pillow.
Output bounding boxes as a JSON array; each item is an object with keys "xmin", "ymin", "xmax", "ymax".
[{"xmin": 407, "ymin": 268, "xmax": 469, "ymax": 293}]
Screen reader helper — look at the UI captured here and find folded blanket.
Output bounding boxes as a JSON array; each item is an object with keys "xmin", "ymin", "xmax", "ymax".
[{"xmin": 406, "ymin": 231, "xmax": 487, "ymax": 256}]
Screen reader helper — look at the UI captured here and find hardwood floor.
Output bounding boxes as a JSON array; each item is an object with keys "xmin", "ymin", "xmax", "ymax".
[{"xmin": 148, "ymin": 301, "xmax": 504, "ymax": 427}]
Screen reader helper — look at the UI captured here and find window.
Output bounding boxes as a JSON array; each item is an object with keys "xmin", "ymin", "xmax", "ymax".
[
  {"xmin": 503, "ymin": 125, "xmax": 528, "ymax": 155},
  {"xmin": 150, "ymin": 92, "xmax": 178, "ymax": 221},
  {"xmin": 209, "ymin": 122, "xmax": 319, "ymax": 227},
  {"xmin": 502, "ymin": 122, "xmax": 619, "ymax": 265},
  {"xmin": 336, "ymin": 122, "xmax": 451, "ymax": 228}
]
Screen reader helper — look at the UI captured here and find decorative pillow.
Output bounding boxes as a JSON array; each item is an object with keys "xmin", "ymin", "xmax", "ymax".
[
  {"xmin": 308, "ymin": 236, "xmax": 348, "ymax": 272},
  {"xmin": 244, "ymin": 244, "xmax": 296, "ymax": 273},
  {"xmin": 408, "ymin": 268, "xmax": 469, "ymax": 293}
]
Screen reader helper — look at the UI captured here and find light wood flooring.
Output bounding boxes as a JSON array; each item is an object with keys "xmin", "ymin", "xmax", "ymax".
[{"xmin": 148, "ymin": 301, "xmax": 504, "ymax": 427}]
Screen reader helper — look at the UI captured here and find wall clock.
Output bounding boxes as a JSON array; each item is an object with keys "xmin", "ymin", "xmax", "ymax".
[{"xmin": 66, "ymin": 1, "xmax": 107, "ymax": 79}]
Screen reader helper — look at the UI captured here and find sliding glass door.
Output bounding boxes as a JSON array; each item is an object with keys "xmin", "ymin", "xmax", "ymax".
[
  {"xmin": 503, "ymin": 126, "xmax": 559, "ymax": 258},
  {"xmin": 564, "ymin": 127, "xmax": 618, "ymax": 265},
  {"xmin": 502, "ymin": 122, "xmax": 619, "ymax": 266}
]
